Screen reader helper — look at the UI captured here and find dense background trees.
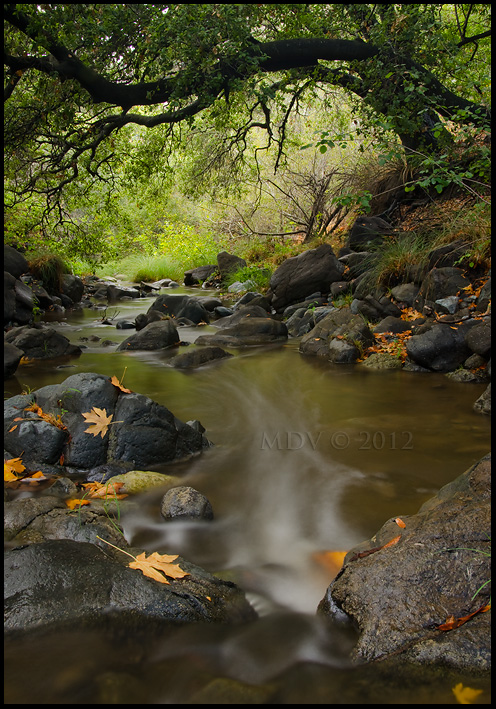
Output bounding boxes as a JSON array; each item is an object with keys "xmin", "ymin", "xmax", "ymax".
[{"xmin": 4, "ymin": 4, "xmax": 491, "ymax": 266}]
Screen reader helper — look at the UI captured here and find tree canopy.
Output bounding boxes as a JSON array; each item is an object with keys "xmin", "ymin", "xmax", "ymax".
[{"xmin": 4, "ymin": 3, "xmax": 491, "ymax": 248}]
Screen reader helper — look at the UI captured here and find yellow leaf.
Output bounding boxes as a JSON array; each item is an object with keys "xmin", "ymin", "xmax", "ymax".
[
  {"xmin": 452, "ymin": 683, "xmax": 483, "ymax": 704},
  {"xmin": 65, "ymin": 498, "xmax": 91, "ymax": 509},
  {"xmin": 4, "ymin": 457, "xmax": 25, "ymax": 481},
  {"xmin": 128, "ymin": 551, "xmax": 190, "ymax": 585},
  {"xmin": 82, "ymin": 407, "xmax": 114, "ymax": 438}
]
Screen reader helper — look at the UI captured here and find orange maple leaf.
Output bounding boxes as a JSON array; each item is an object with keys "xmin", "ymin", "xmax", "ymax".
[
  {"xmin": 80, "ymin": 481, "xmax": 128, "ymax": 499},
  {"xmin": 4, "ymin": 457, "xmax": 25, "ymax": 481},
  {"xmin": 65, "ymin": 498, "xmax": 91, "ymax": 509},
  {"xmin": 82, "ymin": 407, "xmax": 114, "ymax": 438},
  {"xmin": 110, "ymin": 375, "xmax": 132, "ymax": 393}
]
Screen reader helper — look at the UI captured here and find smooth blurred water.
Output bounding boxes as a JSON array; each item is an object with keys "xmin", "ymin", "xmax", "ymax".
[{"xmin": 4, "ymin": 291, "xmax": 491, "ymax": 704}]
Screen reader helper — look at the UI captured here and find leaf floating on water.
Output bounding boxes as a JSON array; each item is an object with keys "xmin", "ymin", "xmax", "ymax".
[
  {"xmin": 312, "ymin": 550, "xmax": 348, "ymax": 576},
  {"xmin": 82, "ymin": 407, "xmax": 114, "ymax": 438},
  {"xmin": 128, "ymin": 551, "xmax": 190, "ymax": 585},
  {"xmin": 452, "ymin": 682, "xmax": 484, "ymax": 704}
]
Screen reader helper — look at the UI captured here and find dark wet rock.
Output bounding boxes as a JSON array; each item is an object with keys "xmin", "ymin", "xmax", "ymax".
[
  {"xmin": 4, "ymin": 271, "xmax": 34, "ymax": 325},
  {"xmin": 61, "ymin": 274, "xmax": 84, "ymax": 304},
  {"xmin": 161, "ymin": 486, "xmax": 214, "ymax": 520},
  {"xmin": 427, "ymin": 239, "xmax": 472, "ymax": 270},
  {"xmin": 195, "ymin": 314, "xmax": 287, "ymax": 348},
  {"xmin": 4, "ymin": 342, "xmax": 24, "ymax": 379},
  {"xmin": 233, "ymin": 291, "xmax": 272, "ymax": 312},
  {"xmin": 405, "ymin": 320, "xmax": 479, "ymax": 372},
  {"xmin": 4, "ymin": 245, "xmax": 29, "ymax": 279},
  {"xmin": 117, "ymin": 319, "xmax": 180, "ymax": 351},
  {"xmin": 465, "ymin": 320, "xmax": 491, "ymax": 358},
  {"xmin": 267, "ymin": 244, "xmax": 345, "ymax": 313},
  {"xmin": 4, "ymin": 324, "xmax": 82, "ymax": 360},
  {"xmin": 134, "ymin": 310, "xmax": 166, "ymax": 330},
  {"xmin": 168, "ymin": 345, "xmax": 233, "ymax": 369},
  {"xmin": 373, "ymin": 316, "xmax": 415, "ymax": 334},
  {"xmin": 319, "ymin": 454, "xmax": 491, "ymax": 671},
  {"xmin": 338, "ymin": 251, "xmax": 377, "ymax": 279},
  {"xmin": 184, "ymin": 265, "xmax": 217, "ymax": 286},
  {"xmin": 390, "ymin": 282, "xmax": 420, "ymax": 307},
  {"xmin": 216, "ymin": 251, "xmax": 247, "ymax": 279},
  {"xmin": 350, "ymin": 294, "xmax": 402, "ymax": 322},
  {"xmin": 4, "ymin": 539, "xmax": 257, "ymax": 633},
  {"xmin": 345, "ymin": 216, "xmax": 394, "ymax": 252},
  {"xmin": 4, "ymin": 372, "xmax": 210, "ymax": 472},
  {"xmin": 107, "ymin": 284, "xmax": 141, "ymax": 301},
  {"xmin": 147, "ymin": 293, "xmax": 210, "ymax": 324},
  {"xmin": 414, "ymin": 267, "xmax": 470, "ymax": 312}
]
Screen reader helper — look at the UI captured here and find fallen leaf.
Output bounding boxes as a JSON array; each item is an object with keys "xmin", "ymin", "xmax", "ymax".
[
  {"xmin": 128, "ymin": 551, "xmax": 190, "ymax": 585},
  {"xmin": 394, "ymin": 517, "xmax": 406, "ymax": 528},
  {"xmin": 4, "ymin": 457, "xmax": 25, "ymax": 481},
  {"xmin": 110, "ymin": 375, "xmax": 132, "ymax": 393},
  {"xmin": 23, "ymin": 403, "xmax": 68, "ymax": 430},
  {"xmin": 437, "ymin": 603, "xmax": 491, "ymax": 631},
  {"xmin": 65, "ymin": 498, "xmax": 91, "ymax": 509},
  {"xmin": 349, "ymin": 535, "xmax": 402, "ymax": 562},
  {"xmin": 452, "ymin": 682, "xmax": 484, "ymax": 704},
  {"xmin": 82, "ymin": 407, "xmax": 114, "ymax": 438},
  {"xmin": 81, "ymin": 481, "xmax": 128, "ymax": 499}
]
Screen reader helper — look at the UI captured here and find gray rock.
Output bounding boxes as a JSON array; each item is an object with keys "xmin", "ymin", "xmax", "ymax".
[
  {"xmin": 117, "ymin": 319, "xmax": 180, "ymax": 351},
  {"xmin": 4, "ymin": 324, "xmax": 82, "ymax": 360},
  {"xmin": 168, "ymin": 346, "xmax": 233, "ymax": 369},
  {"xmin": 161, "ymin": 486, "xmax": 214, "ymax": 520},
  {"xmin": 4, "ymin": 245, "xmax": 29, "ymax": 279},
  {"xmin": 147, "ymin": 294, "xmax": 210, "ymax": 324},
  {"xmin": 4, "ymin": 341, "xmax": 24, "ymax": 378}
]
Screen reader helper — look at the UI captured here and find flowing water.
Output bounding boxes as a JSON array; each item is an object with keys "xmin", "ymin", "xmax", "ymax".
[{"xmin": 4, "ymin": 290, "xmax": 491, "ymax": 704}]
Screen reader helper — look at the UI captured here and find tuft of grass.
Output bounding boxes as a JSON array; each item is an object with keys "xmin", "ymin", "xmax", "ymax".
[
  {"xmin": 27, "ymin": 253, "xmax": 71, "ymax": 293},
  {"xmin": 357, "ymin": 232, "xmax": 431, "ymax": 290},
  {"xmin": 223, "ymin": 264, "xmax": 273, "ymax": 292}
]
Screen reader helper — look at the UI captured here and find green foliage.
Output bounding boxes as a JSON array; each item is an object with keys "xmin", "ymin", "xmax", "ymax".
[{"xmin": 223, "ymin": 264, "xmax": 272, "ymax": 292}]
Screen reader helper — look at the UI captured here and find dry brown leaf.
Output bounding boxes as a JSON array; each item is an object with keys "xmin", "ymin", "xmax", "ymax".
[
  {"xmin": 82, "ymin": 407, "xmax": 114, "ymax": 438},
  {"xmin": 437, "ymin": 603, "xmax": 491, "ymax": 632},
  {"xmin": 128, "ymin": 551, "xmax": 190, "ymax": 585}
]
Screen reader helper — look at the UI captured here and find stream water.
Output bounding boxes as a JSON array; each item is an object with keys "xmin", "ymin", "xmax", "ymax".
[{"xmin": 4, "ymin": 289, "xmax": 491, "ymax": 704}]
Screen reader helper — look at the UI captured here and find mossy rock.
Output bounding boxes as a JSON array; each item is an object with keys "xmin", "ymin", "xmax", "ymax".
[
  {"xmin": 361, "ymin": 353, "xmax": 403, "ymax": 370},
  {"xmin": 108, "ymin": 470, "xmax": 180, "ymax": 494}
]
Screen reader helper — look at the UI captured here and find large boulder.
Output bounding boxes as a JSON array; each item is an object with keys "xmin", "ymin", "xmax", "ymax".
[
  {"xmin": 319, "ymin": 454, "xmax": 491, "ymax": 670},
  {"xmin": 117, "ymin": 319, "xmax": 180, "ymax": 351},
  {"xmin": 216, "ymin": 251, "xmax": 247, "ymax": 280},
  {"xmin": 4, "ymin": 372, "xmax": 210, "ymax": 472},
  {"xmin": 147, "ymin": 294, "xmax": 210, "ymax": 324},
  {"xmin": 267, "ymin": 244, "xmax": 345, "ymax": 313},
  {"xmin": 184, "ymin": 265, "xmax": 217, "ymax": 286},
  {"xmin": 405, "ymin": 320, "xmax": 479, "ymax": 372},
  {"xmin": 299, "ymin": 307, "xmax": 354, "ymax": 357},
  {"xmin": 60, "ymin": 274, "xmax": 85, "ymax": 304},
  {"xmin": 4, "ymin": 324, "xmax": 82, "ymax": 360},
  {"xmin": 4, "ymin": 539, "xmax": 257, "ymax": 633}
]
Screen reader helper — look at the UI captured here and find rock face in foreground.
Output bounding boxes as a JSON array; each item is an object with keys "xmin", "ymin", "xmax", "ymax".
[
  {"xmin": 4, "ymin": 539, "xmax": 257, "ymax": 632},
  {"xmin": 319, "ymin": 454, "xmax": 491, "ymax": 671}
]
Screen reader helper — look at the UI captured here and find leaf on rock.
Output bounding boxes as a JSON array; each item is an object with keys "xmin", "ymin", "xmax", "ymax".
[
  {"xmin": 82, "ymin": 407, "xmax": 114, "ymax": 438},
  {"xmin": 81, "ymin": 481, "xmax": 128, "ymax": 499},
  {"xmin": 110, "ymin": 375, "xmax": 132, "ymax": 393},
  {"xmin": 4, "ymin": 457, "xmax": 25, "ymax": 481},
  {"xmin": 65, "ymin": 498, "xmax": 91, "ymax": 509},
  {"xmin": 128, "ymin": 551, "xmax": 190, "ymax": 585},
  {"xmin": 452, "ymin": 682, "xmax": 484, "ymax": 704},
  {"xmin": 394, "ymin": 517, "xmax": 406, "ymax": 528},
  {"xmin": 437, "ymin": 603, "xmax": 491, "ymax": 632}
]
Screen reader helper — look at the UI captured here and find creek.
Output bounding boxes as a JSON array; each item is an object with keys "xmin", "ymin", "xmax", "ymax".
[{"xmin": 4, "ymin": 288, "xmax": 492, "ymax": 704}]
